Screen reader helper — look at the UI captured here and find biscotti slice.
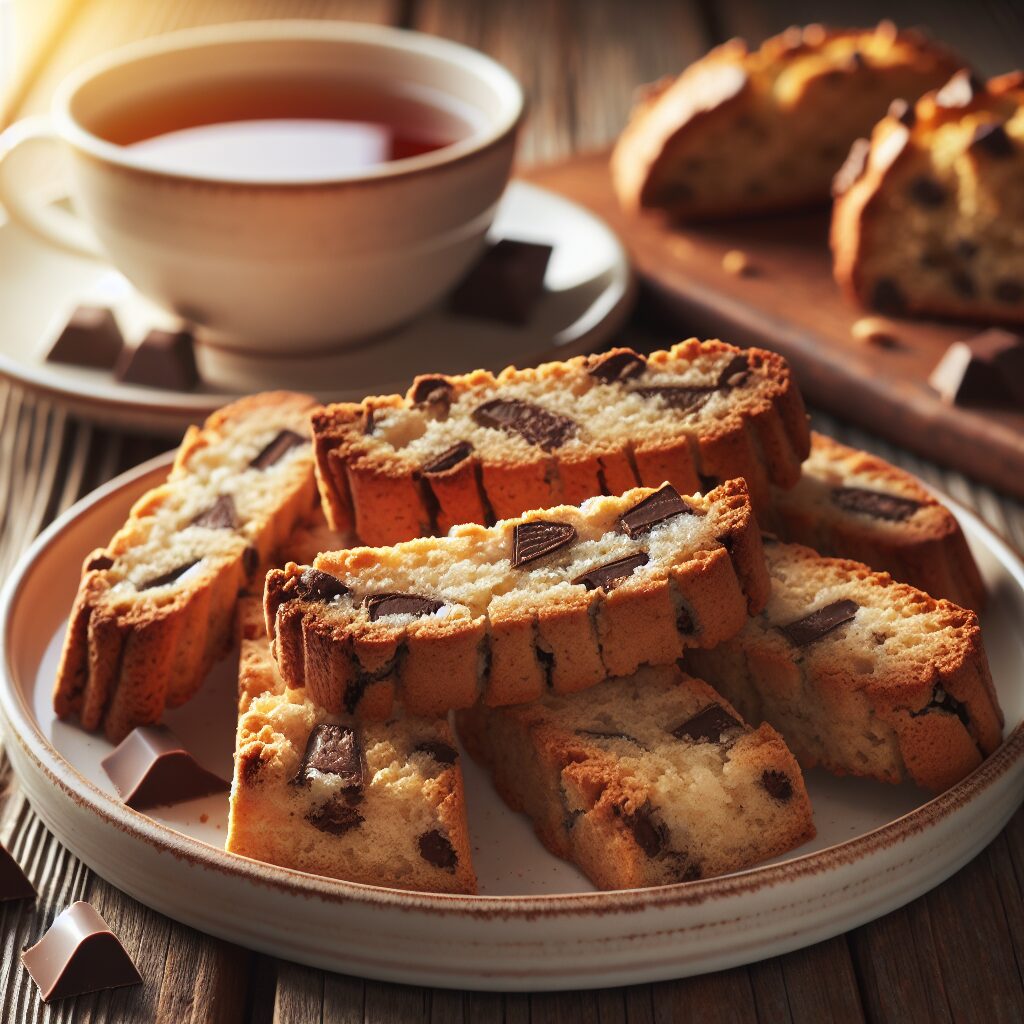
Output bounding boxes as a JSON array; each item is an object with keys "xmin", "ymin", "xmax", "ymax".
[
  {"xmin": 611, "ymin": 22, "xmax": 960, "ymax": 220},
  {"xmin": 686, "ymin": 540, "xmax": 1003, "ymax": 792},
  {"xmin": 265, "ymin": 479, "xmax": 768, "ymax": 719},
  {"xmin": 832, "ymin": 70, "xmax": 1024, "ymax": 322},
  {"xmin": 228, "ymin": 598, "xmax": 475, "ymax": 894},
  {"xmin": 312, "ymin": 338, "xmax": 809, "ymax": 542},
  {"xmin": 768, "ymin": 432, "xmax": 985, "ymax": 610},
  {"xmin": 457, "ymin": 664, "xmax": 815, "ymax": 889},
  {"xmin": 54, "ymin": 392, "xmax": 318, "ymax": 742}
]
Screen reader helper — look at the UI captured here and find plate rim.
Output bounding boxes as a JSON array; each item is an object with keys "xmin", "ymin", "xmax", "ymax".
[{"xmin": 2, "ymin": 449, "xmax": 1023, "ymax": 922}]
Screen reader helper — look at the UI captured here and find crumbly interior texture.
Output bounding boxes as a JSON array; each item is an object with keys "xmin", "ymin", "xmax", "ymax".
[
  {"xmin": 769, "ymin": 432, "xmax": 985, "ymax": 609},
  {"xmin": 457, "ymin": 664, "xmax": 815, "ymax": 889},
  {"xmin": 612, "ymin": 23, "xmax": 959, "ymax": 218},
  {"xmin": 834, "ymin": 72, "xmax": 1024, "ymax": 320},
  {"xmin": 266, "ymin": 480, "xmax": 766, "ymax": 717},
  {"xmin": 228, "ymin": 598, "xmax": 476, "ymax": 894},
  {"xmin": 686, "ymin": 540, "xmax": 1003, "ymax": 792}
]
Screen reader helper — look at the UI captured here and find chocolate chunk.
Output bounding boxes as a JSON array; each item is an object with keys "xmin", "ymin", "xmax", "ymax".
[
  {"xmin": 666, "ymin": 857, "xmax": 703, "ymax": 883},
  {"xmin": 632, "ymin": 385, "xmax": 715, "ymax": 413},
  {"xmin": 190, "ymin": 494, "xmax": 238, "ymax": 530},
  {"xmin": 908, "ymin": 175, "xmax": 947, "ymax": 207},
  {"xmin": 970, "ymin": 121, "xmax": 1014, "ymax": 158},
  {"xmin": 779, "ymin": 599, "xmax": 859, "ymax": 647},
  {"xmin": 623, "ymin": 803, "xmax": 666, "ymax": 857},
  {"xmin": 114, "ymin": 328, "xmax": 198, "ymax": 391},
  {"xmin": 365, "ymin": 592, "xmax": 444, "ymax": 621},
  {"xmin": 85, "ymin": 553, "xmax": 114, "ymax": 572},
  {"xmin": 929, "ymin": 329, "xmax": 1024, "ymax": 406},
  {"xmin": 22, "ymin": 902, "xmax": 142, "ymax": 1003},
  {"xmin": 716, "ymin": 353, "xmax": 751, "ymax": 388},
  {"xmin": 139, "ymin": 558, "xmax": 202, "ymax": 590},
  {"xmin": 101, "ymin": 725, "xmax": 229, "ymax": 810},
  {"xmin": 950, "ymin": 269, "xmax": 976, "ymax": 298},
  {"xmin": 761, "ymin": 770, "xmax": 793, "ymax": 802},
  {"xmin": 472, "ymin": 398, "xmax": 576, "ymax": 450},
  {"xmin": 297, "ymin": 568, "xmax": 349, "ymax": 602},
  {"xmin": 46, "ymin": 305, "xmax": 124, "ymax": 369},
  {"xmin": 294, "ymin": 724, "xmax": 363, "ymax": 790},
  {"xmin": 995, "ymin": 279, "xmax": 1024, "ymax": 303},
  {"xmin": 363, "ymin": 408, "xmax": 376, "ymax": 435},
  {"xmin": 413, "ymin": 741, "xmax": 459, "ymax": 766},
  {"xmin": 571, "ymin": 551, "xmax": 649, "ymax": 591},
  {"xmin": 589, "ymin": 349, "xmax": 647, "ymax": 383},
  {"xmin": 250, "ymin": 429, "xmax": 305, "ymax": 470},
  {"xmin": 422, "ymin": 441, "xmax": 474, "ymax": 475},
  {"xmin": 676, "ymin": 605, "xmax": 695, "ymax": 634},
  {"xmin": 832, "ymin": 137, "xmax": 871, "ymax": 197},
  {"xmin": 888, "ymin": 98, "xmax": 916, "ymax": 128},
  {"xmin": 910, "ymin": 684, "xmax": 971, "ymax": 727},
  {"xmin": 672, "ymin": 704, "xmax": 740, "ymax": 743},
  {"xmin": 242, "ymin": 545, "xmax": 259, "ymax": 577},
  {"xmin": 449, "ymin": 238, "xmax": 553, "ymax": 325},
  {"xmin": 512, "ymin": 520, "xmax": 577, "ymax": 567},
  {"xmin": 935, "ymin": 69, "xmax": 984, "ymax": 109},
  {"xmin": 307, "ymin": 796, "xmax": 364, "ymax": 836},
  {"xmin": 0, "ymin": 843, "xmax": 34, "ymax": 902},
  {"xmin": 418, "ymin": 829, "xmax": 458, "ymax": 871},
  {"xmin": 410, "ymin": 375, "xmax": 454, "ymax": 412},
  {"xmin": 699, "ymin": 474, "xmax": 720, "ymax": 492},
  {"xmin": 619, "ymin": 485, "xmax": 693, "ymax": 538},
  {"xmin": 870, "ymin": 278, "xmax": 906, "ymax": 315},
  {"xmin": 831, "ymin": 486, "xmax": 922, "ymax": 522}
]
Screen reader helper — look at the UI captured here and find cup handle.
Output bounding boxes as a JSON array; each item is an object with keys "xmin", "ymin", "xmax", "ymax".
[{"xmin": 0, "ymin": 117, "xmax": 104, "ymax": 259}]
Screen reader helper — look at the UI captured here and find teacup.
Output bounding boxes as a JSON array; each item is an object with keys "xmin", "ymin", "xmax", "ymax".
[{"xmin": 0, "ymin": 21, "xmax": 523, "ymax": 365}]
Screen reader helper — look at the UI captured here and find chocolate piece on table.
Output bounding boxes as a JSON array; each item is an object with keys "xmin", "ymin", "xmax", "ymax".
[
  {"xmin": 22, "ymin": 902, "xmax": 142, "ymax": 1003},
  {"xmin": 571, "ymin": 551, "xmax": 649, "ymax": 591},
  {"xmin": 101, "ymin": 725, "xmax": 229, "ymax": 810},
  {"xmin": 114, "ymin": 328, "xmax": 198, "ymax": 391},
  {"xmin": 929, "ymin": 329, "xmax": 1024, "ymax": 406},
  {"xmin": 422, "ymin": 441, "xmax": 474, "ymax": 475},
  {"xmin": 0, "ymin": 843, "xmax": 35, "ymax": 902},
  {"xmin": 779, "ymin": 599, "xmax": 859, "ymax": 647},
  {"xmin": 189, "ymin": 494, "xmax": 238, "ymax": 530},
  {"xmin": 294, "ymin": 724, "xmax": 363, "ymax": 790},
  {"xmin": 830, "ymin": 486, "xmax": 922, "ymax": 522},
  {"xmin": 46, "ymin": 305, "xmax": 124, "ymax": 369},
  {"xmin": 512, "ymin": 520, "xmax": 577, "ymax": 567},
  {"xmin": 472, "ymin": 398, "xmax": 577, "ymax": 450},
  {"xmin": 672, "ymin": 703, "xmax": 740, "ymax": 743},
  {"xmin": 250, "ymin": 429, "xmax": 306, "ymax": 470},
  {"xmin": 139, "ymin": 558, "xmax": 202, "ymax": 591},
  {"xmin": 365, "ymin": 592, "xmax": 444, "ymax": 621},
  {"xmin": 448, "ymin": 238, "xmax": 553, "ymax": 325},
  {"xmin": 418, "ymin": 829, "xmax": 458, "ymax": 871},
  {"xmin": 589, "ymin": 349, "xmax": 647, "ymax": 383},
  {"xmin": 619, "ymin": 485, "xmax": 693, "ymax": 538},
  {"xmin": 413, "ymin": 741, "xmax": 459, "ymax": 765}
]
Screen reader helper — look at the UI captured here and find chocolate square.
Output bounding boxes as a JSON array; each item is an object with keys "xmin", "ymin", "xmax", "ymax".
[
  {"xmin": 115, "ymin": 328, "xmax": 199, "ymax": 391},
  {"xmin": 929, "ymin": 329, "xmax": 1024, "ymax": 406},
  {"xmin": 46, "ymin": 305, "xmax": 124, "ymax": 369},
  {"xmin": 449, "ymin": 239, "xmax": 553, "ymax": 325}
]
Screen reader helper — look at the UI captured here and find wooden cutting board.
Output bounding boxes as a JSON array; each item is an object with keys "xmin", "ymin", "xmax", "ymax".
[{"xmin": 524, "ymin": 150, "xmax": 1024, "ymax": 501}]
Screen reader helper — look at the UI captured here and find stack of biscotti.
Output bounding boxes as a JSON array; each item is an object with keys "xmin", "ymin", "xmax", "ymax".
[
  {"xmin": 265, "ymin": 480, "xmax": 768, "ymax": 718},
  {"xmin": 228, "ymin": 597, "xmax": 476, "ymax": 894},
  {"xmin": 612, "ymin": 22, "xmax": 961, "ymax": 220},
  {"xmin": 310, "ymin": 339, "xmax": 809, "ymax": 543},
  {"xmin": 686, "ymin": 539, "xmax": 1003, "ymax": 792},
  {"xmin": 457, "ymin": 664, "xmax": 815, "ymax": 889},
  {"xmin": 767, "ymin": 432, "xmax": 985, "ymax": 610},
  {"xmin": 53, "ymin": 392, "xmax": 318, "ymax": 742}
]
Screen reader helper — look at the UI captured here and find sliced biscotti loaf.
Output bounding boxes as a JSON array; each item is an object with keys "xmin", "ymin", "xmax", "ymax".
[
  {"xmin": 457, "ymin": 664, "xmax": 815, "ymax": 889},
  {"xmin": 832, "ymin": 71, "xmax": 1024, "ymax": 321},
  {"xmin": 311, "ymin": 339, "xmax": 809, "ymax": 543},
  {"xmin": 611, "ymin": 22, "xmax": 960, "ymax": 220},
  {"xmin": 54, "ymin": 392, "xmax": 318, "ymax": 742},
  {"xmin": 265, "ymin": 480, "xmax": 768, "ymax": 719},
  {"xmin": 686, "ymin": 540, "xmax": 1003, "ymax": 792},
  {"xmin": 768, "ymin": 432, "xmax": 985, "ymax": 610},
  {"xmin": 228, "ymin": 598, "xmax": 475, "ymax": 893}
]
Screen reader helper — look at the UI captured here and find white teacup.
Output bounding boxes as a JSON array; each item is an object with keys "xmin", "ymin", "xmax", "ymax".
[{"xmin": 0, "ymin": 21, "xmax": 523, "ymax": 363}]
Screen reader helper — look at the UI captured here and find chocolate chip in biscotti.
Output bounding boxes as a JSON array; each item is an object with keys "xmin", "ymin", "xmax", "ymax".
[
  {"xmin": 472, "ymin": 398, "xmax": 577, "ymax": 450},
  {"xmin": 761, "ymin": 769, "xmax": 793, "ymax": 801},
  {"xmin": 139, "ymin": 558, "xmax": 202, "ymax": 590},
  {"xmin": 294, "ymin": 724, "xmax": 364, "ymax": 791},
  {"xmin": 190, "ymin": 494, "xmax": 238, "ymax": 530},
  {"xmin": 672, "ymin": 704, "xmax": 740, "ymax": 743},
  {"xmin": 589, "ymin": 349, "xmax": 647, "ymax": 383},
  {"xmin": 250, "ymin": 429, "xmax": 305, "ymax": 470},
  {"xmin": 46, "ymin": 305, "xmax": 124, "ymax": 369},
  {"xmin": 910, "ymin": 684, "xmax": 971, "ymax": 728},
  {"xmin": 870, "ymin": 277, "xmax": 907, "ymax": 315},
  {"xmin": 422, "ymin": 441, "xmax": 474, "ymax": 475},
  {"xmin": 296, "ymin": 568, "xmax": 349, "ymax": 603},
  {"xmin": 365, "ymin": 592, "xmax": 444, "ymax": 621},
  {"xmin": 307, "ymin": 796, "xmax": 364, "ymax": 836},
  {"xmin": 969, "ymin": 121, "xmax": 1014, "ymax": 158},
  {"xmin": 622, "ymin": 802, "xmax": 667, "ymax": 857},
  {"xmin": 935, "ymin": 69, "xmax": 984, "ymax": 109},
  {"xmin": 619, "ymin": 484, "xmax": 694, "ymax": 538},
  {"xmin": 448, "ymin": 238, "xmax": 553, "ymax": 325},
  {"xmin": 114, "ymin": 328, "xmax": 198, "ymax": 391},
  {"xmin": 632, "ymin": 384, "xmax": 716, "ymax": 412},
  {"xmin": 410, "ymin": 376, "xmax": 454, "ymax": 414},
  {"xmin": 779, "ymin": 599, "xmax": 859, "ymax": 647},
  {"xmin": 716, "ymin": 353, "xmax": 751, "ymax": 387},
  {"xmin": 413, "ymin": 741, "xmax": 459, "ymax": 765},
  {"xmin": 512, "ymin": 520, "xmax": 577, "ymax": 567},
  {"xmin": 418, "ymin": 829, "xmax": 458, "ymax": 871},
  {"xmin": 908, "ymin": 175, "xmax": 947, "ymax": 207},
  {"xmin": 831, "ymin": 486, "xmax": 922, "ymax": 522},
  {"xmin": 86, "ymin": 553, "xmax": 114, "ymax": 572},
  {"xmin": 571, "ymin": 551, "xmax": 649, "ymax": 591}
]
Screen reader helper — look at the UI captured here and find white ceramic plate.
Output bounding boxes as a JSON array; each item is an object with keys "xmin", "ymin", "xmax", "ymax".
[
  {"xmin": 0, "ymin": 180, "xmax": 634, "ymax": 435},
  {"xmin": 1, "ymin": 454, "xmax": 1022, "ymax": 990}
]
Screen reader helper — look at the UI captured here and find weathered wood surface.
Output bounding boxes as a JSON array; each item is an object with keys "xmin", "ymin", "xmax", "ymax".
[{"xmin": 0, "ymin": 1, "xmax": 1022, "ymax": 1021}]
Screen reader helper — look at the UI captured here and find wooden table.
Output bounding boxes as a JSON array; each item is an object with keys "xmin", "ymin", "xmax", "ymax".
[{"xmin": 1, "ymin": 2, "xmax": 1022, "ymax": 1021}]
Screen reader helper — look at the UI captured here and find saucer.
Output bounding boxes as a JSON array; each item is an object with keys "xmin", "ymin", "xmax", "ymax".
[{"xmin": 0, "ymin": 180, "xmax": 635, "ymax": 435}]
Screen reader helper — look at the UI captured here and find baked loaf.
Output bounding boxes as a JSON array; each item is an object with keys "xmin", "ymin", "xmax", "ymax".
[
  {"xmin": 311, "ymin": 339, "xmax": 809, "ymax": 543},
  {"xmin": 686, "ymin": 539, "xmax": 1003, "ymax": 792},
  {"xmin": 768, "ymin": 432, "xmax": 985, "ymax": 610},
  {"xmin": 265, "ymin": 480, "xmax": 768, "ymax": 718},
  {"xmin": 54, "ymin": 392, "xmax": 318, "ymax": 742},
  {"xmin": 832, "ymin": 70, "xmax": 1024, "ymax": 321},
  {"xmin": 612, "ymin": 22, "xmax": 960, "ymax": 220},
  {"xmin": 228, "ymin": 598, "xmax": 476, "ymax": 894},
  {"xmin": 457, "ymin": 664, "xmax": 815, "ymax": 889}
]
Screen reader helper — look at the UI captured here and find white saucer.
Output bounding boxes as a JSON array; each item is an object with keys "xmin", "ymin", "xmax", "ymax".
[{"xmin": 0, "ymin": 180, "xmax": 635, "ymax": 435}]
